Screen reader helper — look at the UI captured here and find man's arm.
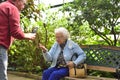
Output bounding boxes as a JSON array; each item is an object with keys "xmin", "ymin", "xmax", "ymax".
[{"xmin": 9, "ymin": 7, "xmax": 35, "ymax": 40}]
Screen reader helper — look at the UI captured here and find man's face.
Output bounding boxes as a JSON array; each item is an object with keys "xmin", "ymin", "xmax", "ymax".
[{"xmin": 15, "ymin": 0, "xmax": 26, "ymax": 11}]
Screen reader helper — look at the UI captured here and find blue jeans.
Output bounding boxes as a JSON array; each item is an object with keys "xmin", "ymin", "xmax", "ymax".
[
  {"xmin": 42, "ymin": 67, "xmax": 69, "ymax": 80},
  {"xmin": 0, "ymin": 46, "xmax": 8, "ymax": 80}
]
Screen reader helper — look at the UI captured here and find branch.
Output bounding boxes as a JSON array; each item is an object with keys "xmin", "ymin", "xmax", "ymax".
[
  {"xmin": 43, "ymin": 23, "xmax": 48, "ymax": 47},
  {"xmin": 90, "ymin": 25, "xmax": 113, "ymax": 45}
]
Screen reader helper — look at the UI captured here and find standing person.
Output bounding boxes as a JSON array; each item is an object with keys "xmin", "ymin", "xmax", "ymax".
[
  {"xmin": 39, "ymin": 27, "xmax": 86, "ymax": 80},
  {"xmin": 0, "ymin": 0, "xmax": 36, "ymax": 80}
]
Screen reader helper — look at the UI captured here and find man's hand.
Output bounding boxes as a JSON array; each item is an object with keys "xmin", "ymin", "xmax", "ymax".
[
  {"xmin": 67, "ymin": 61, "xmax": 75, "ymax": 69},
  {"xmin": 39, "ymin": 44, "xmax": 47, "ymax": 53},
  {"xmin": 24, "ymin": 33, "xmax": 36, "ymax": 40}
]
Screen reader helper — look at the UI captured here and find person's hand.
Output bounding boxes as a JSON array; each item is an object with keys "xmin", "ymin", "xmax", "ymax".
[
  {"xmin": 24, "ymin": 33, "xmax": 36, "ymax": 40},
  {"xmin": 67, "ymin": 61, "xmax": 75, "ymax": 69},
  {"xmin": 39, "ymin": 44, "xmax": 47, "ymax": 53}
]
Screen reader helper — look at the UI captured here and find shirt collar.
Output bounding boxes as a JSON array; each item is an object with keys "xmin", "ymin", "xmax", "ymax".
[{"xmin": 60, "ymin": 40, "xmax": 67, "ymax": 49}]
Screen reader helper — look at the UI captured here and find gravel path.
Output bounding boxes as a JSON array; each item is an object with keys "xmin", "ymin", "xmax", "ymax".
[{"xmin": 8, "ymin": 74, "xmax": 34, "ymax": 80}]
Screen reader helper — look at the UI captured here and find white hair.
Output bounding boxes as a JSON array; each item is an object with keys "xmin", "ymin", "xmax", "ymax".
[{"xmin": 54, "ymin": 27, "xmax": 70, "ymax": 39}]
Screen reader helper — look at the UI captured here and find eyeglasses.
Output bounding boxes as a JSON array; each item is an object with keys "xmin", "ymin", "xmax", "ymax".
[{"xmin": 56, "ymin": 36, "xmax": 64, "ymax": 39}]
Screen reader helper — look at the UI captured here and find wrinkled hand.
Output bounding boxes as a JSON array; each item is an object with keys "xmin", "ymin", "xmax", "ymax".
[
  {"xmin": 67, "ymin": 61, "xmax": 75, "ymax": 69},
  {"xmin": 39, "ymin": 43, "xmax": 47, "ymax": 53},
  {"xmin": 24, "ymin": 33, "xmax": 36, "ymax": 40}
]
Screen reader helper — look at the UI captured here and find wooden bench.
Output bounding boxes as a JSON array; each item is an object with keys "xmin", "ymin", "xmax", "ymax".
[{"xmin": 65, "ymin": 45, "xmax": 120, "ymax": 80}]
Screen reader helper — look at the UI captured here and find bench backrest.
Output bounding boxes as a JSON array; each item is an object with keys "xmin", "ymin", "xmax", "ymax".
[{"xmin": 80, "ymin": 45, "xmax": 120, "ymax": 72}]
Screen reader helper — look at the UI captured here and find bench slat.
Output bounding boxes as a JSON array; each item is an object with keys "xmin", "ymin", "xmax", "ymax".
[
  {"xmin": 87, "ymin": 65, "xmax": 116, "ymax": 72},
  {"xmin": 65, "ymin": 76, "xmax": 116, "ymax": 80}
]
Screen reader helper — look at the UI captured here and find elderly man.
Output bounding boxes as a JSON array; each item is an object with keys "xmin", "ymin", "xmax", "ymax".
[
  {"xmin": 39, "ymin": 27, "xmax": 86, "ymax": 80},
  {"xmin": 0, "ymin": 0, "xmax": 36, "ymax": 79}
]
